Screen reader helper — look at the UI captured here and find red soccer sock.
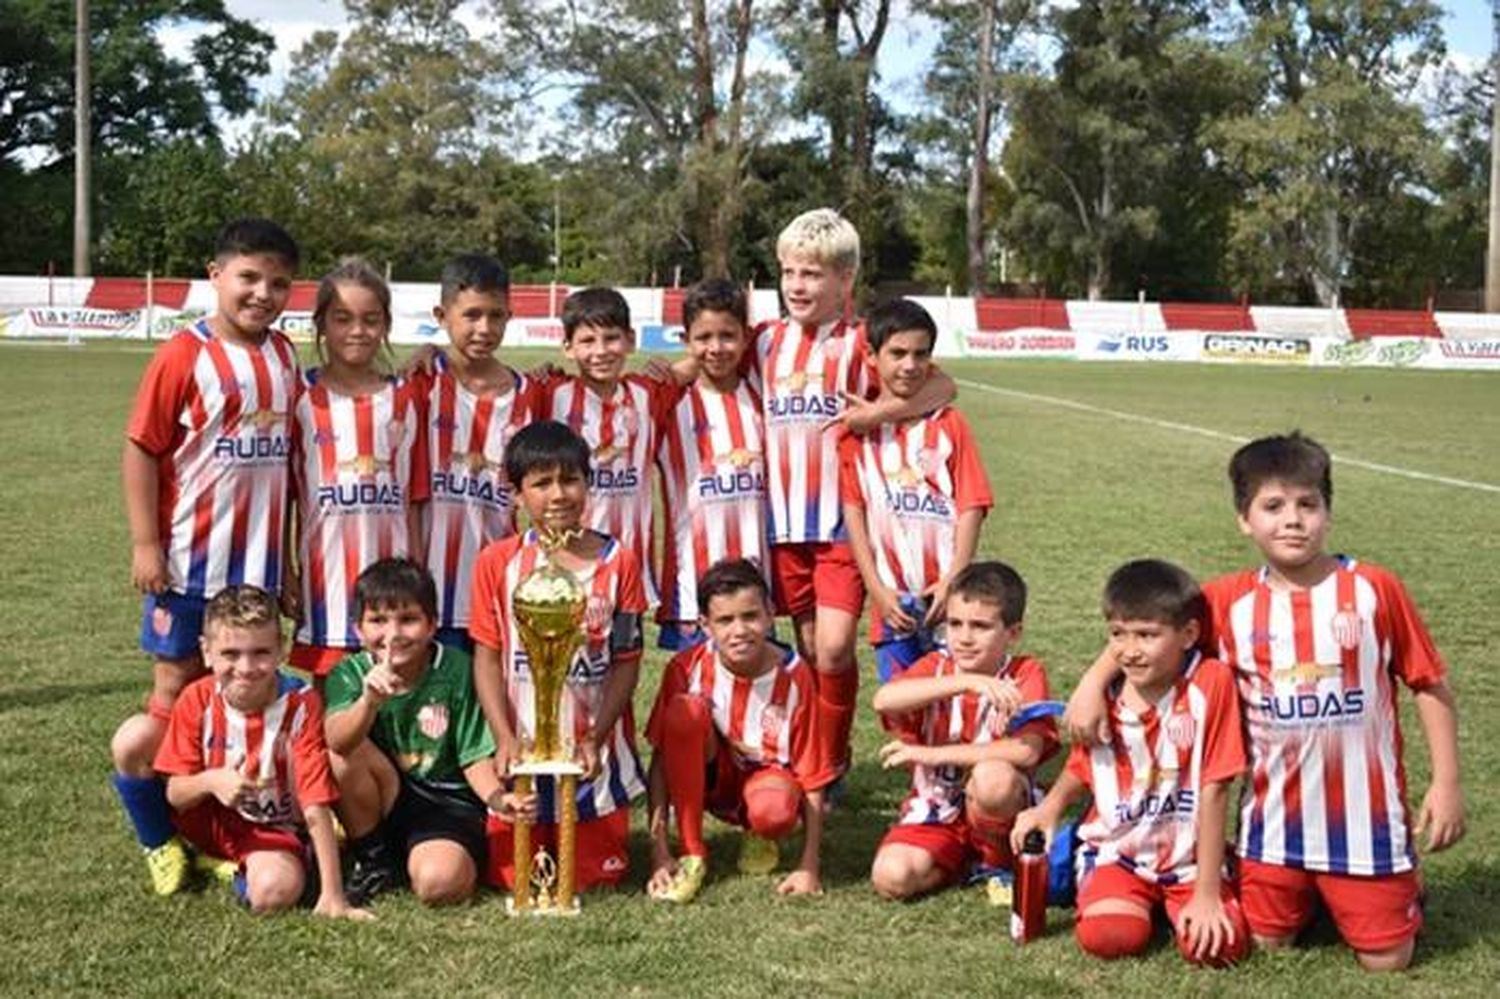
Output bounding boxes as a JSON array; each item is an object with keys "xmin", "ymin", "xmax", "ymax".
[
  {"xmin": 967, "ymin": 812, "xmax": 1015, "ymax": 870},
  {"xmin": 743, "ymin": 770, "xmax": 802, "ymax": 840},
  {"xmin": 814, "ymin": 668, "xmax": 860, "ymax": 777},
  {"xmin": 1076, "ymin": 912, "xmax": 1153, "ymax": 959},
  {"xmin": 661, "ymin": 694, "xmax": 714, "ymax": 858}
]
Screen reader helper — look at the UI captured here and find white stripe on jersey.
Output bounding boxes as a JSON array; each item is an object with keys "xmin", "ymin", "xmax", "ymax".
[{"xmin": 678, "ymin": 643, "xmax": 806, "ymax": 769}]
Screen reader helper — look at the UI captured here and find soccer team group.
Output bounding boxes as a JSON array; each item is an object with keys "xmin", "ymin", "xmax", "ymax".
[{"xmin": 105, "ymin": 207, "xmax": 1466, "ymax": 971}]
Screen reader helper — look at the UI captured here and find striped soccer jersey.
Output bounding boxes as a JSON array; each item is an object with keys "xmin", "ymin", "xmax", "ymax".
[
  {"xmin": 290, "ymin": 371, "xmax": 427, "ymax": 648},
  {"xmin": 468, "ymin": 529, "xmax": 648, "ymax": 823},
  {"xmin": 125, "ymin": 321, "xmax": 299, "ymax": 596},
  {"xmin": 645, "ymin": 641, "xmax": 831, "ymax": 790},
  {"xmin": 889, "ymin": 651, "xmax": 1057, "ymax": 826},
  {"xmin": 154, "ymin": 671, "xmax": 338, "ymax": 825},
  {"xmin": 421, "ymin": 358, "xmax": 541, "ymax": 630},
  {"xmin": 754, "ymin": 318, "xmax": 874, "ymax": 544},
  {"xmin": 1205, "ymin": 558, "xmax": 1446, "ymax": 876},
  {"xmin": 1069, "ymin": 654, "xmax": 1247, "ymax": 886},
  {"xmin": 546, "ymin": 375, "xmax": 664, "ymax": 606},
  {"xmin": 654, "ymin": 376, "xmax": 771, "ymax": 622},
  {"xmin": 838, "ymin": 406, "xmax": 992, "ymax": 639}
]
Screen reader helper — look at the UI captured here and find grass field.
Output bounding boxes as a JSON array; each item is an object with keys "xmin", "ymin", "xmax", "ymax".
[{"xmin": 0, "ymin": 343, "xmax": 1495, "ymax": 998}]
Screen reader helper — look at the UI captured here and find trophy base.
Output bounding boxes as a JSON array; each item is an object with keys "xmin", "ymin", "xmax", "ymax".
[
  {"xmin": 511, "ymin": 760, "xmax": 586, "ymax": 777},
  {"xmin": 505, "ymin": 897, "xmax": 582, "ymax": 918}
]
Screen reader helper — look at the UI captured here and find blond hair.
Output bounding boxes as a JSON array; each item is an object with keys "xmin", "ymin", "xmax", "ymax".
[
  {"xmin": 203, "ymin": 585, "xmax": 282, "ymax": 638},
  {"xmin": 776, "ymin": 208, "xmax": 860, "ymax": 275}
]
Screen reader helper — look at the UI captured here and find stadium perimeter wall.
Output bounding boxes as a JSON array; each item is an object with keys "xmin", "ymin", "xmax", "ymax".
[{"xmin": 3, "ymin": 276, "xmax": 1498, "ymax": 371}]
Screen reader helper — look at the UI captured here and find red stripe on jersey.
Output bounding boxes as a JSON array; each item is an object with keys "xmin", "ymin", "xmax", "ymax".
[
  {"xmin": 206, "ymin": 342, "xmax": 243, "ymax": 431},
  {"xmin": 311, "ymin": 384, "xmax": 338, "ymax": 484},
  {"xmin": 208, "ymin": 693, "xmax": 229, "ymax": 770}
]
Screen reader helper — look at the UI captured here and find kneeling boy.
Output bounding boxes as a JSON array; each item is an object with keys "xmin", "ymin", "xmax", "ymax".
[
  {"xmin": 325, "ymin": 558, "xmax": 525, "ymax": 906},
  {"xmin": 1014, "ymin": 560, "xmax": 1249, "ymax": 966},
  {"xmin": 153, "ymin": 585, "xmax": 365, "ymax": 918},
  {"xmin": 870, "ymin": 562, "xmax": 1057, "ymax": 900},
  {"xmin": 646, "ymin": 558, "xmax": 834, "ymax": 902}
]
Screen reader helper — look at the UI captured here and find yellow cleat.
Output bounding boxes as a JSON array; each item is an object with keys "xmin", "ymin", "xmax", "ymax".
[
  {"xmin": 144, "ymin": 837, "xmax": 190, "ymax": 896},
  {"xmin": 982, "ymin": 872, "xmax": 1013, "ymax": 908},
  {"xmin": 652, "ymin": 855, "xmax": 707, "ymax": 904},
  {"xmin": 737, "ymin": 834, "xmax": 779, "ymax": 876},
  {"xmin": 193, "ymin": 852, "xmax": 239, "ymax": 885}
]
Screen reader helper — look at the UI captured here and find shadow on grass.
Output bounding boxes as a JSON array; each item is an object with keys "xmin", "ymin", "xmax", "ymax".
[{"xmin": 0, "ymin": 679, "xmax": 138, "ymax": 715}]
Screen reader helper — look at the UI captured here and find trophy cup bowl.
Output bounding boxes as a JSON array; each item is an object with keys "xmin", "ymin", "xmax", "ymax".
[{"xmin": 507, "ymin": 553, "xmax": 588, "ymax": 916}]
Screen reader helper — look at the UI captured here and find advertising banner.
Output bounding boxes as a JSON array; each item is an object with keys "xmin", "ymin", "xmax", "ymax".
[
  {"xmin": 1200, "ymin": 333, "xmax": 1312, "ymax": 364},
  {"xmin": 1075, "ymin": 331, "xmax": 1201, "ymax": 362},
  {"xmin": 1314, "ymin": 337, "xmax": 1431, "ymax": 369},
  {"xmin": 960, "ymin": 329, "xmax": 1077, "ymax": 359}
]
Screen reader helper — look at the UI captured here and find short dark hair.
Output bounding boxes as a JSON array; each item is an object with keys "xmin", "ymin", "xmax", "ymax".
[
  {"xmin": 440, "ymin": 253, "xmax": 510, "ymax": 305},
  {"xmin": 1101, "ymin": 559, "xmax": 1204, "ymax": 628},
  {"xmin": 1228, "ymin": 431, "xmax": 1333, "ymax": 514},
  {"xmin": 867, "ymin": 298, "xmax": 937, "ymax": 353},
  {"xmin": 561, "ymin": 286, "xmax": 631, "ymax": 342},
  {"xmin": 948, "ymin": 561, "xmax": 1027, "ymax": 627},
  {"xmin": 504, "ymin": 420, "xmax": 592, "ymax": 488},
  {"xmin": 682, "ymin": 278, "xmax": 748, "ymax": 331},
  {"xmin": 697, "ymin": 558, "xmax": 770, "ymax": 611},
  {"xmin": 354, "ymin": 557, "xmax": 438, "ymax": 621},
  {"xmin": 203, "ymin": 584, "xmax": 281, "ymax": 638},
  {"xmin": 214, "ymin": 218, "xmax": 299, "ymax": 269}
]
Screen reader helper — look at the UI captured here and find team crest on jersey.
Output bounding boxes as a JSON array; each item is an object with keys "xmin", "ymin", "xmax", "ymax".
[
  {"xmin": 387, "ymin": 420, "xmax": 406, "ymax": 450},
  {"xmin": 584, "ymin": 594, "xmax": 611, "ymax": 636},
  {"xmin": 1165, "ymin": 709, "xmax": 1195, "ymax": 749},
  {"xmin": 617, "ymin": 406, "xmax": 639, "ymax": 436},
  {"xmin": 152, "ymin": 605, "xmax": 174, "ymax": 637},
  {"xmin": 337, "ymin": 454, "xmax": 390, "ymax": 477},
  {"xmin": 417, "ymin": 703, "xmax": 449, "ymax": 739},
  {"xmin": 760, "ymin": 704, "xmax": 786, "ymax": 742},
  {"xmin": 824, "ymin": 337, "xmax": 845, "ymax": 360},
  {"xmin": 1330, "ymin": 606, "xmax": 1363, "ymax": 650}
]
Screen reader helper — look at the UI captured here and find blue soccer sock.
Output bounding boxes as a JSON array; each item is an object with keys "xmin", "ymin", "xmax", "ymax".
[{"xmin": 111, "ymin": 773, "xmax": 175, "ymax": 849}]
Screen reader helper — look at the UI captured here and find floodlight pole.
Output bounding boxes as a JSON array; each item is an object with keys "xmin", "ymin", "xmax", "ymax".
[
  {"xmin": 73, "ymin": 0, "xmax": 91, "ymax": 278},
  {"xmin": 1487, "ymin": 0, "xmax": 1500, "ymax": 311}
]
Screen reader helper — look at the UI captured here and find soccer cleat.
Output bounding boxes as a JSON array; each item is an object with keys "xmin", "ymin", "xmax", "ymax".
[
  {"xmin": 653, "ymin": 855, "xmax": 707, "ymax": 904},
  {"xmin": 981, "ymin": 869, "xmax": 1014, "ymax": 908},
  {"xmin": 737, "ymin": 834, "xmax": 779, "ymax": 876},
  {"xmin": 193, "ymin": 852, "xmax": 238, "ymax": 886},
  {"xmin": 344, "ymin": 839, "xmax": 399, "ymax": 907},
  {"xmin": 144, "ymin": 836, "xmax": 190, "ymax": 896}
]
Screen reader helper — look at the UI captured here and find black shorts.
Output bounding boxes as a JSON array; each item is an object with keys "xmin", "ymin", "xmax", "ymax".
[{"xmin": 383, "ymin": 772, "xmax": 488, "ymax": 868}]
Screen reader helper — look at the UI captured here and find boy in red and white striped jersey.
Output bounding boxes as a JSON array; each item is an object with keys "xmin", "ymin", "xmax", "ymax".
[
  {"xmin": 870, "ymin": 562, "xmax": 1056, "ymax": 901},
  {"xmin": 417, "ymin": 255, "xmax": 545, "ymax": 650},
  {"xmin": 653, "ymin": 279, "xmax": 772, "ymax": 649},
  {"xmin": 112, "ymin": 219, "xmax": 302, "ymax": 895},
  {"xmin": 841, "ymin": 299, "xmax": 992, "ymax": 684},
  {"xmin": 1064, "ymin": 434, "xmax": 1467, "ymax": 971},
  {"xmin": 154, "ymin": 586, "xmax": 367, "ymax": 920},
  {"xmin": 645, "ymin": 559, "xmax": 835, "ymax": 903},
  {"xmin": 1017, "ymin": 560, "xmax": 1249, "ymax": 966}
]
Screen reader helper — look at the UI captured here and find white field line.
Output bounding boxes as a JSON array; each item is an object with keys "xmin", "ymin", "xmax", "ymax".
[{"xmin": 955, "ymin": 378, "xmax": 1500, "ymax": 496}]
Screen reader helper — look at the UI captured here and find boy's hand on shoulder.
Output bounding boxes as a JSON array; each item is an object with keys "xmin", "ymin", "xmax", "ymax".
[
  {"xmin": 639, "ymin": 358, "xmax": 681, "ymax": 385},
  {"xmin": 528, "ymin": 361, "xmax": 564, "ymax": 381},
  {"xmin": 130, "ymin": 543, "xmax": 169, "ymax": 595},
  {"xmin": 398, "ymin": 344, "xmax": 441, "ymax": 378},
  {"xmin": 820, "ymin": 391, "xmax": 881, "ymax": 434},
  {"xmin": 1063, "ymin": 681, "xmax": 1112, "ymax": 746},
  {"xmin": 776, "ymin": 868, "xmax": 822, "ymax": 896},
  {"xmin": 314, "ymin": 892, "xmax": 376, "ymax": 922},
  {"xmin": 1175, "ymin": 891, "xmax": 1236, "ymax": 962},
  {"xmin": 877, "ymin": 739, "xmax": 928, "ymax": 770},
  {"xmin": 1416, "ymin": 780, "xmax": 1467, "ymax": 852},
  {"xmin": 871, "ymin": 585, "xmax": 918, "ymax": 634}
]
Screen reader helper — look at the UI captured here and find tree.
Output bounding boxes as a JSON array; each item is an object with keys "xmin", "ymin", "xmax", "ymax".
[{"xmin": 1212, "ymin": 0, "xmax": 1446, "ymax": 305}]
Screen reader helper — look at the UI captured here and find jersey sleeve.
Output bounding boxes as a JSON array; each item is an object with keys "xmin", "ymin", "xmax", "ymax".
[
  {"xmin": 400, "ymin": 377, "xmax": 431, "ymax": 504},
  {"xmin": 125, "ymin": 333, "xmax": 199, "ymax": 455},
  {"xmin": 153, "ymin": 679, "xmax": 210, "ymax": 776},
  {"xmin": 467, "ymin": 541, "xmax": 509, "ymax": 650},
  {"xmin": 1196, "ymin": 659, "xmax": 1248, "ymax": 786},
  {"xmin": 643, "ymin": 652, "xmax": 693, "ymax": 748},
  {"xmin": 1007, "ymin": 656, "xmax": 1059, "ymax": 763},
  {"xmin": 1368, "ymin": 566, "xmax": 1447, "ymax": 689},
  {"xmin": 1064, "ymin": 740, "xmax": 1094, "ymax": 789},
  {"xmin": 1199, "ymin": 571, "xmax": 1251, "ymax": 659},
  {"xmin": 946, "ymin": 411, "xmax": 994, "ymax": 512},
  {"xmin": 323, "ymin": 654, "xmax": 368, "ymax": 715},
  {"xmin": 837, "ymin": 434, "xmax": 866, "ymax": 508},
  {"xmin": 607, "ymin": 546, "xmax": 647, "ymax": 659},
  {"xmin": 290, "ymin": 691, "xmax": 340, "ymax": 808}
]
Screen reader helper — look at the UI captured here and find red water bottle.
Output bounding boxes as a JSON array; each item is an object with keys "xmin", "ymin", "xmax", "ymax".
[{"xmin": 1011, "ymin": 830, "xmax": 1049, "ymax": 944}]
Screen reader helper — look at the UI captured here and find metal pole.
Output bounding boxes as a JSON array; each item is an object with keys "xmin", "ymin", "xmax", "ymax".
[
  {"xmin": 1487, "ymin": 0, "xmax": 1500, "ymax": 311},
  {"xmin": 73, "ymin": 0, "xmax": 90, "ymax": 277}
]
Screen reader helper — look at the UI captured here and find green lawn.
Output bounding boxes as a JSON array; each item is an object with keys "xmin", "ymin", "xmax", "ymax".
[{"xmin": 0, "ymin": 343, "xmax": 1495, "ymax": 998}]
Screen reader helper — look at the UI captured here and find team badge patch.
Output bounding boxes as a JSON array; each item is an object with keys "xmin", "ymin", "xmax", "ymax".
[
  {"xmin": 418, "ymin": 703, "xmax": 449, "ymax": 740},
  {"xmin": 152, "ymin": 605, "xmax": 174, "ymax": 637},
  {"xmin": 1330, "ymin": 606, "xmax": 1363, "ymax": 650},
  {"xmin": 760, "ymin": 704, "xmax": 786, "ymax": 742},
  {"xmin": 584, "ymin": 594, "xmax": 611, "ymax": 636},
  {"xmin": 1165, "ymin": 709, "xmax": 1196, "ymax": 750}
]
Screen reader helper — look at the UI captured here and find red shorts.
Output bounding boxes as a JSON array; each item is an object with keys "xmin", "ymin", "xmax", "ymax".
[
  {"xmin": 771, "ymin": 543, "xmax": 865, "ymax": 617},
  {"xmin": 172, "ymin": 801, "xmax": 304, "ymax": 865},
  {"xmin": 288, "ymin": 643, "xmax": 353, "ymax": 677},
  {"xmin": 485, "ymin": 809, "xmax": 631, "ymax": 892},
  {"xmin": 1238, "ymin": 858, "xmax": 1423, "ymax": 953},
  {"xmin": 876, "ymin": 820, "xmax": 1007, "ymax": 885},
  {"xmin": 1078, "ymin": 863, "xmax": 1251, "ymax": 963}
]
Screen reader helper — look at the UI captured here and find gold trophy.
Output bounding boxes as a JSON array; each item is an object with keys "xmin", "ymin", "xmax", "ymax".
[{"xmin": 506, "ymin": 530, "xmax": 588, "ymax": 917}]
